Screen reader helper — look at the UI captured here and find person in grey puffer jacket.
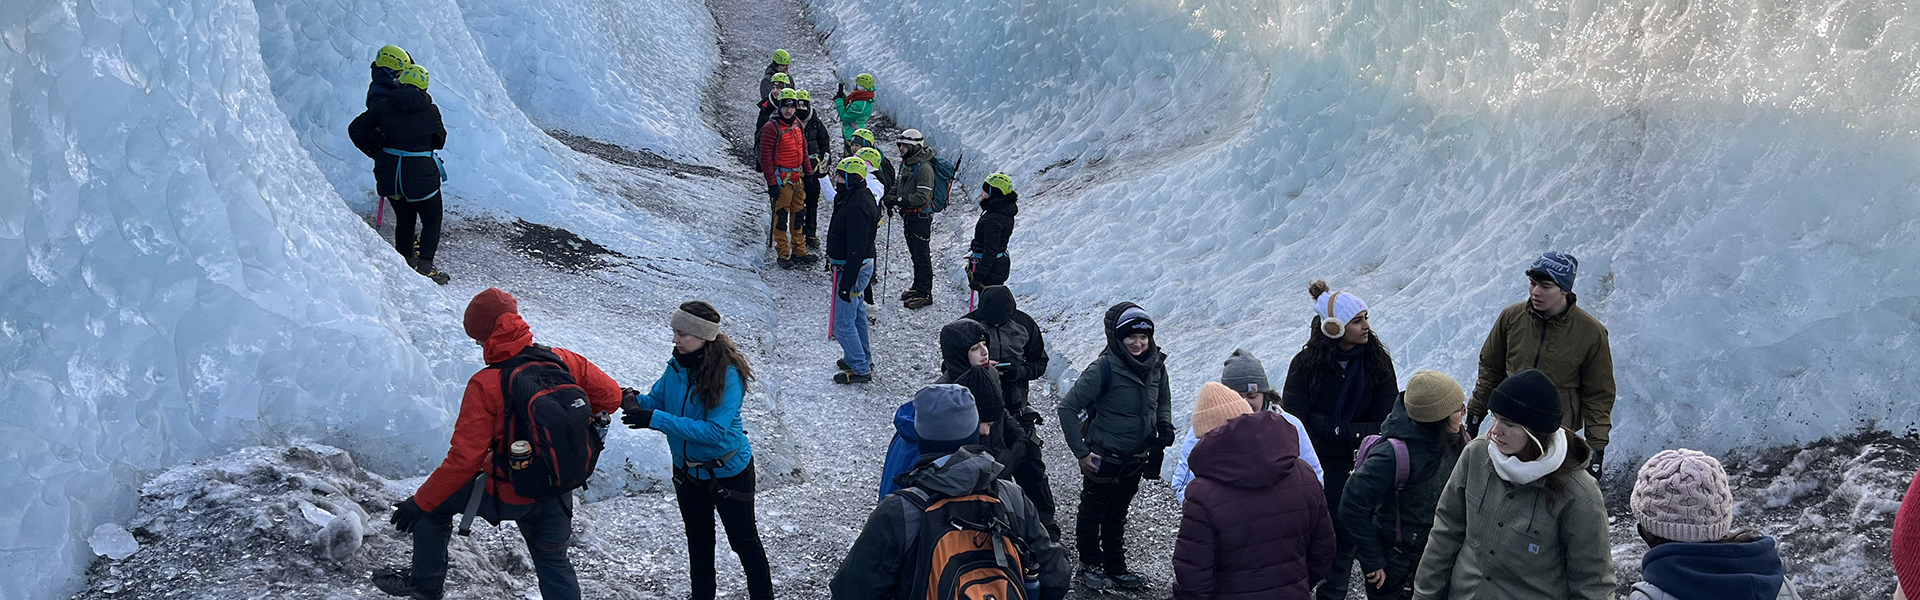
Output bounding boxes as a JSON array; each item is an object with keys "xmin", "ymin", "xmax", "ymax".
[
  {"xmin": 1625, "ymin": 449, "xmax": 1803, "ymax": 600},
  {"xmin": 1057, "ymin": 302, "xmax": 1174, "ymax": 591}
]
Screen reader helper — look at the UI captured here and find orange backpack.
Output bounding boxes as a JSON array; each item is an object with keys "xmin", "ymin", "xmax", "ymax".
[{"xmin": 897, "ymin": 485, "xmax": 1035, "ymax": 600}]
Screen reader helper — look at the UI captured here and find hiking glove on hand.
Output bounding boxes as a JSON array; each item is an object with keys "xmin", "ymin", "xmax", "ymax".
[
  {"xmin": 622, "ymin": 408, "xmax": 654, "ymax": 430},
  {"xmin": 1588, "ymin": 449, "xmax": 1605, "ymax": 481},
  {"xmin": 1143, "ymin": 446, "xmax": 1166, "ymax": 480},
  {"xmin": 1467, "ymin": 413, "xmax": 1485, "ymax": 437},
  {"xmin": 835, "ymin": 268, "xmax": 860, "ymax": 302},
  {"xmin": 767, "ymin": 184, "xmax": 781, "ymax": 200},
  {"xmin": 390, "ymin": 498, "xmax": 427, "ymax": 533}
]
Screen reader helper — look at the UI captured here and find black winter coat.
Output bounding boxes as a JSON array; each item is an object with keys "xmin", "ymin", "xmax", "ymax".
[
  {"xmin": 830, "ymin": 448, "xmax": 1069, "ymax": 600},
  {"xmin": 1281, "ymin": 343, "xmax": 1398, "ymax": 462},
  {"xmin": 1057, "ymin": 302, "xmax": 1175, "ymax": 461},
  {"xmin": 800, "ymin": 108, "xmax": 833, "ymax": 174},
  {"xmin": 1338, "ymin": 401, "xmax": 1466, "ymax": 574},
  {"xmin": 826, "ymin": 179, "xmax": 880, "ymax": 278},
  {"xmin": 961, "ymin": 286, "xmax": 1049, "ymax": 414},
  {"xmin": 348, "ymin": 85, "xmax": 446, "ymax": 200},
  {"xmin": 969, "ymin": 191, "xmax": 1017, "ymax": 258}
]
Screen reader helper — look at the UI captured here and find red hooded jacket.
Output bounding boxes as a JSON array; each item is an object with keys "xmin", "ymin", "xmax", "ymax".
[
  {"xmin": 413, "ymin": 312, "xmax": 623, "ymax": 512},
  {"xmin": 1173, "ymin": 411, "xmax": 1336, "ymax": 600}
]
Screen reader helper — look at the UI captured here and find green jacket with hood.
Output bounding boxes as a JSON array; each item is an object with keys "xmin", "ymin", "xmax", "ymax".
[
  {"xmin": 1468, "ymin": 297, "xmax": 1616, "ymax": 450},
  {"xmin": 1411, "ymin": 436, "xmax": 1614, "ymax": 600},
  {"xmin": 1056, "ymin": 302, "xmax": 1174, "ymax": 461},
  {"xmin": 1339, "ymin": 401, "xmax": 1467, "ymax": 574}
]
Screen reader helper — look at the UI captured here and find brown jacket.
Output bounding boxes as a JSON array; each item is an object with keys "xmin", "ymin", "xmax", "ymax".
[{"xmin": 1467, "ymin": 297, "xmax": 1616, "ymax": 450}]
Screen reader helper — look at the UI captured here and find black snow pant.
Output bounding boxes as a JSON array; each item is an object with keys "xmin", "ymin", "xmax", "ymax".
[
  {"xmin": 1075, "ymin": 458, "xmax": 1143, "ymax": 573},
  {"xmin": 392, "ymin": 195, "xmax": 443, "ymax": 263},
  {"xmin": 1362, "ymin": 537, "xmax": 1424, "ymax": 599},
  {"xmin": 1000, "ymin": 437, "xmax": 1060, "ymax": 541},
  {"xmin": 904, "ymin": 214, "xmax": 933, "ymax": 294},
  {"xmin": 674, "ymin": 461, "xmax": 774, "ymax": 600},
  {"xmin": 412, "ymin": 477, "xmax": 578, "ymax": 600},
  {"xmin": 1315, "ymin": 429, "xmax": 1362, "ymax": 600},
  {"xmin": 969, "ymin": 255, "xmax": 1009, "ymax": 290},
  {"xmin": 802, "ymin": 174, "xmax": 821, "ymax": 243}
]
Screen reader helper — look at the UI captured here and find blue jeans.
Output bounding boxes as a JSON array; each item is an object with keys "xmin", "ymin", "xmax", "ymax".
[{"xmin": 835, "ymin": 261, "xmax": 875, "ymax": 374}]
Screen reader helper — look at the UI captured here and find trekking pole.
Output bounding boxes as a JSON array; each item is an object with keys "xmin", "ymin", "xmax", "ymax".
[
  {"xmin": 880, "ymin": 209, "xmax": 892, "ymax": 298},
  {"xmin": 828, "ymin": 266, "xmax": 839, "ymax": 341}
]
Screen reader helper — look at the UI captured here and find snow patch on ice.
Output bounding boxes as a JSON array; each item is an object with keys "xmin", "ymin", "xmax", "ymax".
[{"xmin": 86, "ymin": 524, "xmax": 139, "ymax": 561}]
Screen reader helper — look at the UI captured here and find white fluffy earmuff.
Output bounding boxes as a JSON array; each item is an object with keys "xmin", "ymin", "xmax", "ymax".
[{"xmin": 1319, "ymin": 291, "xmax": 1347, "ymax": 339}]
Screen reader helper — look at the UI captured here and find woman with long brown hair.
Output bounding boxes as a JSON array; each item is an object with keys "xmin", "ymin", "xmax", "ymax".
[{"xmin": 621, "ymin": 301, "xmax": 772, "ymax": 600}]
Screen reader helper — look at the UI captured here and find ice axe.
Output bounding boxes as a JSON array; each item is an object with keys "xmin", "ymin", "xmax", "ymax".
[{"xmin": 374, "ymin": 193, "xmax": 387, "ymax": 228}]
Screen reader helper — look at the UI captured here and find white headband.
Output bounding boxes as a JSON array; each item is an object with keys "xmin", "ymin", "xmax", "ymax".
[{"xmin": 671, "ymin": 309, "xmax": 721, "ymax": 342}]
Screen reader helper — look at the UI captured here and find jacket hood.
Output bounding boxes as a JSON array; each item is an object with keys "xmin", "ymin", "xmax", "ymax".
[
  {"xmin": 939, "ymin": 319, "xmax": 988, "ymax": 377},
  {"xmin": 975, "ymin": 286, "xmax": 1016, "ymax": 326},
  {"xmin": 902, "ymin": 147, "xmax": 934, "ymax": 166},
  {"xmin": 1378, "ymin": 400, "xmax": 1439, "ymax": 443},
  {"xmin": 1191, "ymin": 411, "xmax": 1300, "ymax": 490},
  {"xmin": 981, "ymin": 191, "xmax": 1019, "ymax": 217},
  {"xmin": 893, "ymin": 401, "xmax": 919, "ymax": 445},
  {"xmin": 1553, "ymin": 429, "xmax": 1594, "ymax": 478},
  {"xmin": 1641, "ymin": 537, "xmax": 1787, "ymax": 600},
  {"xmin": 387, "ymin": 85, "xmax": 431, "ymax": 113},
  {"xmin": 482, "ymin": 313, "xmax": 535, "ymax": 364},
  {"xmin": 904, "ymin": 446, "xmax": 1004, "ymax": 497}
]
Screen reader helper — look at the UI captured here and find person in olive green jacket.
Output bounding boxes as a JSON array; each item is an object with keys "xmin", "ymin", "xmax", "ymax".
[
  {"xmin": 1467, "ymin": 252, "xmax": 1616, "ymax": 482},
  {"xmin": 1413, "ymin": 369, "xmax": 1614, "ymax": 600},
  {"xmin": 1057, "ymin": 302, "xmax": 1175, "ymax": 591},
  {"xmin": 1339, "ymin": 371, "xmax": 1469, "ymax": 599}
]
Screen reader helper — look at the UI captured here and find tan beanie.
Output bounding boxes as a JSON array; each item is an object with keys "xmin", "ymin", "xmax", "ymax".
[
  {"xmin": 1631, "ymin": 449, "xmax": 1734, "ymax": 543},
  {"xmin": 1403, "ymin": 370, "xmax": 1464, "ymax": 423},
  {"xmin": 1192, "ymin": 382, "xmax": 1252, "ymax": 438}
]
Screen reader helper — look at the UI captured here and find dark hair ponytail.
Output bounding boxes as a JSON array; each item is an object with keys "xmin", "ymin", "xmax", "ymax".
[{"xmin": 680, "ymin": 301, "xmax": 754, "ymax": 410}]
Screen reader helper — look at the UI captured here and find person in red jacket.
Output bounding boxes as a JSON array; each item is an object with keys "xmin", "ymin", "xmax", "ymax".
[
  {"xmin": 1895, "ymin": 468, "xmax": 1920, "ymax": 599},
  {"xmin": 1173, "ymin": 389, "xmax": 1337, "ymax": 600},
  {"xmin": 758, "ymin": 89, "xmax": 815, "ymax": 268},
  {"xmin": 373, "ymin": 288, "xmax": 622, "ymax": 600}
]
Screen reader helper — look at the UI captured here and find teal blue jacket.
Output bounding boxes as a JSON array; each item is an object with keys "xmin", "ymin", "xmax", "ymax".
[{"xmin": 633, "ymin": 358, "xmax": 753, "ymax": 479}]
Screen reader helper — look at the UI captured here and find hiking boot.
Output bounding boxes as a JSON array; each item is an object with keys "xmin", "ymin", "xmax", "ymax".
[
  {"xmin": 405, "ymin": 256, "xmax": 419, "ymax": 272},
  {"xmin": 777, "ymin": 257, "xmax": 794, "ymax": 270},
  {"xmin": 793, "ymin": 254, "xmax": 819, "ymax": 265},
  {"xmin": 1076, "ymin": 564, "xmax": 1111, "ymax": 591},
  {"xmin": 806, "ymin": 236, "xmax": 820, "ymax": 251},
  {"xmin": 834, "ymin": 371, "xmax": 872, "ymax": 384},
  {"xmin": 372, "ymin": 568, "xmax": 441, "ymax": 600},
  {"xmin": 414, "ymin": 260, "xmax": 450, "ymax": 285},
  {"xmin": 836, "ymin": 358, "xmax": 850, "ymax": 372},
  {"xmin": 900, "ymin": 288, "xmax": 921, "ymax": 302},
  {"xmin": 1107, "ymin": 568, "xmax": 1145, "ymax": 590},
  {"xmin": 904, "ymin": 295, "xmax": 934, "ymax": 310}
]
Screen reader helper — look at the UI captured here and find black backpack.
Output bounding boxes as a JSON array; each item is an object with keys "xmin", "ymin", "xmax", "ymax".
[{"xmin": 492, "ymin": 345, "xmax": 602, "ymax": 498}]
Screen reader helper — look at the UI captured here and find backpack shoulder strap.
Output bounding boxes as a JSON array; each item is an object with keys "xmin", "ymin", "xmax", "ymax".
[{"xmin": 1388, "ymin": 439, "xmax": 1410, "ymax": 489}]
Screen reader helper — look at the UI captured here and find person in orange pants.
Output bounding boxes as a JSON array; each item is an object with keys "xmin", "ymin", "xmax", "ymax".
[{"xmin": 757, "ymin": 89, "xmax": 816, "ymax": 268}]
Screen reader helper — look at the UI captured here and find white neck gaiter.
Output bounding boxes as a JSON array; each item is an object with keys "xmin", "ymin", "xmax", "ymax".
[{"xmin": 1488, "ymin": 428, "xmax": 1567, "ymax": 485}]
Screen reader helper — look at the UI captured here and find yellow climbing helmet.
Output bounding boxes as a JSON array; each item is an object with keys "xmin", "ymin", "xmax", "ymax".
[
  {"xmin": 777, "ymin": 88, "xmax": 799, "ymax": 101},
  {"xmin": 836, "ymin": 156, "xmax": 868, "ymax": 178},
  {"xmin": 795, "ymin": 89, "xmax": 811, "ymax": 102},
  {"xmin": 984, "ymin": 172, "xmax": 1013, "ymax": 195},
  {"xmin": 856, "ymin": 147, "xmax": 883, "ymax": 167},
  {"xmin": 773, "ymin": 49, "xmax": 792, "ymax": 65},
  {"xmin": 852, "ymin": 128, "xmax": 876, "ymax": 146},
  {"xmin": 397, "ymin": 64, "xmax": 430, "ymax": 90},
  {"xmin": 771, "ymin": 73, "xmax": 791, "ymax": 86},
  {"xmin": 855, "ymin": 73, "xmax": 875, "ymax": 90},
  {"xmin": 375, "ymin": 45, "xmax": 412, "ymax": 71}
]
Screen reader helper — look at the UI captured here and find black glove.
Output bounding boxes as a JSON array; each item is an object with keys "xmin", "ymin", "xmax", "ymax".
[
  {"xmin": 999, "ymin": 365, "xmax": 1022, "ymax": 383},
  {"xmin": 389, "ymin": 497, "xmax": 427, "ymax": 533},
  {"xmin": 835, "ymin": 265, "xmax": 859, "ymax": 302},
  {"xmin": 1156, "ymin": 423, "xmax": 1177, "ymax": 448},
  {"xmin": 1142, "ymin": 446, "xmax": 1166, "ymax": 480},
  {"xmin": 1588, "ymin": 449, "xmax": 1605, "ymax": 481},
  {"xmin": 622, "ymin": 407, "xmax": 654, "ymax": 429},
  {"xmin": 835, "ymin": 82, "xmax": 846, "ymax": 99},
  {"xmin": 767, "ymin": 184, "xmax": 781, "ymax": 200},
  {"xmin": 1467, "ymin": 413, "xmax": 1485, "ymax": 437}
]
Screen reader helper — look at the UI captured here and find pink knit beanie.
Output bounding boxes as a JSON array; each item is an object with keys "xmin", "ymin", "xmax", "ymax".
[
  {"xmin": 1191, "ymin": 382, "xmax": 1252, "ymax": 438},
  {"xmin": 1630, "ymin": 449, "xmax": 1733, "ymax": 543}
]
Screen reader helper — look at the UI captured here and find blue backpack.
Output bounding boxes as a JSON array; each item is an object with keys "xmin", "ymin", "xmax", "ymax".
[{"xmin": 910, "ymin": 153, "xmax": 959, "ymax": 214}]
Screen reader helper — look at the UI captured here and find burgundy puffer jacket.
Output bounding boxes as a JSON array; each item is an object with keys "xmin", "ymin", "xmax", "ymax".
[{"xmin": 1173, "ymin": 411, "xmax": 1336, "ymax": 600}]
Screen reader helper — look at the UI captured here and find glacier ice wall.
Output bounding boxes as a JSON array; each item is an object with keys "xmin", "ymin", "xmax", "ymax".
[
  {"xmin": 1, "ymin": 0, "xmax": 743, "ymax": 595},
  {"xmin": 806, "ymin": 0, "xmax": 1920, "ymax": 457}
]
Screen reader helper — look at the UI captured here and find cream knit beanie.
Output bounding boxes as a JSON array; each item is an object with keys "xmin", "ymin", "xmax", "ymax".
[{"xmin": 1631, "ymin": 449, "xmax": 1734, "ymax": 543}]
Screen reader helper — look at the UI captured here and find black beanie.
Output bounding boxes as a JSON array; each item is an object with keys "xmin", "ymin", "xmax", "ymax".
[
  {"xmin": 1487, "ymin": 369, "xmax": 1562, "ymax": 435},
  {"xmin": 977, "ymin": 286, "xmax": 1015, "ymax": 326}
]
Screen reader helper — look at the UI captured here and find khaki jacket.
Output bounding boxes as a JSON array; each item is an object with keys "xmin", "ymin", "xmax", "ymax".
[
  {"xmin": 1411, "ymin": 437, "xmax": 1614, "ymax": 600},
  {"xmin": 1468, "ymin": 297, "xmax": 1616, "ymax": 449}
]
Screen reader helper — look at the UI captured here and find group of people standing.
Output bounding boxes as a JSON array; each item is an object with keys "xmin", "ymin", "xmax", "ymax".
[{"xmin": 360, "ymin": 44, "xmax": 1811, "ymax": 600}]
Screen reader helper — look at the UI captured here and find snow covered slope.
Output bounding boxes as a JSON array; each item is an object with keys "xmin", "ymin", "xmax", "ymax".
[
  {"xmin": 0, "ymin": 0, "xmax": 748, "ymax": 596},
  {"xmin": 805, "ymin": 0, "xmax": 1920, "ymax": 460}
]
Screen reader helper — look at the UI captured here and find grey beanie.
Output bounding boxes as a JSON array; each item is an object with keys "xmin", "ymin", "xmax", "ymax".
[
  {"xmin": 913, "ymin": 384, "xmax": 978, "ymax": 443},
  {"xmin": 1220, "ymin": 349, "xmax": 1271, "ymax": 395}
]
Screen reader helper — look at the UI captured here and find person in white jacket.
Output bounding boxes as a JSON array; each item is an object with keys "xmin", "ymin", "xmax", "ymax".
[{"xmin": 1170, "ymin": 349, "xmax": 1322, "ymax": 503}]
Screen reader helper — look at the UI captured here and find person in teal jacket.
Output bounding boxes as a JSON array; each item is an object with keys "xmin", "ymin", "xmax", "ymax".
[
  {"xmin": 833, "ymin": 73, "xmax": 876, "ymax": 155},
  {"xmin": 621, "ymin": 301, "xmax": 772, "ymax": 600}
]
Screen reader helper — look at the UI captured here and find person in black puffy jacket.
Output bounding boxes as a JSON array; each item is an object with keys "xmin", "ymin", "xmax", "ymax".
[
  {"xmin": 348, "ymin": 65, "xmax": 448, "ymax": 284},
  {"xmin": 968, "ymin": 173, "xmax": 1017, "ymax": 291},
  {"xmin": 797, "ymin": 91, "xmax": 834, "ymax": 250}
]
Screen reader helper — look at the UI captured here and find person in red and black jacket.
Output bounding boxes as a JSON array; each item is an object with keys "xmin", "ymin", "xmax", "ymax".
[{"xmin": 373, "ymin": 288, "xmax": 622, "ymax": 600}]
